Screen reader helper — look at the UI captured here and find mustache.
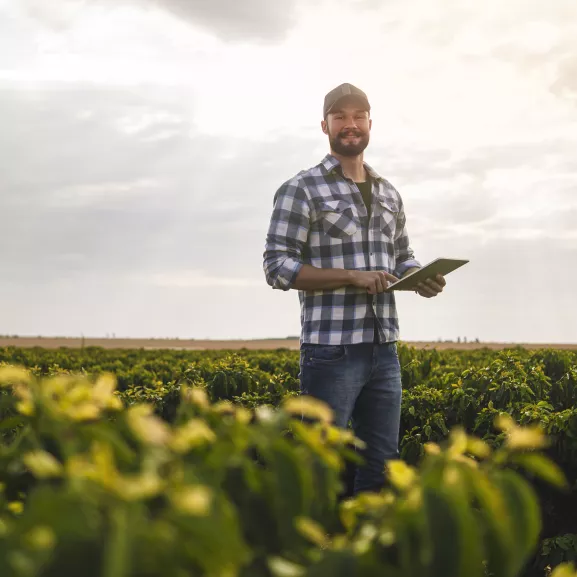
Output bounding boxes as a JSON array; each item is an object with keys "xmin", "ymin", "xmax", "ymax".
[{"xmin": 338, "ymin": 130, "xmax": 363, "ymax": 138}]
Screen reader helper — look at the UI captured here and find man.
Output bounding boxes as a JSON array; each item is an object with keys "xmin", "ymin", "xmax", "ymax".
[{"xmin": 262, "ymin": 83, "xmax": 445, "ymax": 495}]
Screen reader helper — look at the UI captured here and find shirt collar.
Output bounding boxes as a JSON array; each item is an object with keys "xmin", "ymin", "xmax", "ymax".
[{"xmin": 320, "ymin": 153, "xmax": 385, "ymax": 182}]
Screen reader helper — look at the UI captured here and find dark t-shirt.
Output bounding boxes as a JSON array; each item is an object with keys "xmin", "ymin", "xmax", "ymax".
[
  {"xmin": 355, "ymin": 178, "xmax": 379, "ymax": 342},
  {"xmin": 355, "ymin": 179, "xmax": 372, "ymax": 218}
]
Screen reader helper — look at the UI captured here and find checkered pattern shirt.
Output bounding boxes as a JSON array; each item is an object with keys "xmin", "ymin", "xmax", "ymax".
[{"xmin": 263, "ymin": 154, "xmax": 421, "ymax": 345}]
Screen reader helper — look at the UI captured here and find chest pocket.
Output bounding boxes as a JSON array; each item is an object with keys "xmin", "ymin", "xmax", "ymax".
[
  {"xmin": 319, "ymin": 200, "xmax": 358, "ymax": 239},
  {"xmin": 376, "ymin": 196, "xmax": 398, "ymax": 238}
]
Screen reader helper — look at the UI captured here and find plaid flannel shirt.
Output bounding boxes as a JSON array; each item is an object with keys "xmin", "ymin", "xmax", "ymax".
[{"xmin": 263, "ymin": 154, "xmax": 421, "ymax": 345}]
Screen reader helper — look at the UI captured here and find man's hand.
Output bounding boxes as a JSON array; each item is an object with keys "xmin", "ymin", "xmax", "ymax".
[
  {"xmin": 415, "ymin": 274, "xmax": 446, "ymax": 298},
  {"xmin": 349, "ymin": 270, "xmax": 399, "ymax": 295}
]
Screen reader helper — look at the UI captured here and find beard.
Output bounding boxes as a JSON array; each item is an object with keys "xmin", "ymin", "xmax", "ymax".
[{"xmin": 328, "ymin": 128, "xmax": 370, "ymax": 157}]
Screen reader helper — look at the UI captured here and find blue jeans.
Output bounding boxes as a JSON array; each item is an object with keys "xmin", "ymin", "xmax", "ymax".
[{"xmin": 298, "ymin": 341, "xmax": 402, "ymax": 495}]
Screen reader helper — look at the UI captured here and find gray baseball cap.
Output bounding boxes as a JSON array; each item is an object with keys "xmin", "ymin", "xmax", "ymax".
[{"xmin": 323, "ymin": 83, "xmax": 371, "ymax": 118}]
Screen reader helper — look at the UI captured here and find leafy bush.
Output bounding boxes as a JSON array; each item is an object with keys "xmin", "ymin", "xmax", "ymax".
[
  {"xmin": 0, "ymin": 366, "xmax": 575, "ymax": 577},
  {"xmin": 1, "ymin": 344, "xmax": 577, "ymax": 576}
]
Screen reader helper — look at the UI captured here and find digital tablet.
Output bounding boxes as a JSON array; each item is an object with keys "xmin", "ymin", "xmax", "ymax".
[{"xmin": 384, "ymin": 258, "xmax": 469, "ymax": 292}]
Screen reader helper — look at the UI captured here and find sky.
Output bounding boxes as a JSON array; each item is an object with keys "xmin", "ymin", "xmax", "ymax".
[{"xmin": 1, "ymin": 0, "xmax": 576, "ymax": 344}]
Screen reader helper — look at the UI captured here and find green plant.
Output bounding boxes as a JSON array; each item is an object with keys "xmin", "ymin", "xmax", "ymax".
[{"xmin": 0, "ymin": 366, "xmax": 574, "ymax": 577}]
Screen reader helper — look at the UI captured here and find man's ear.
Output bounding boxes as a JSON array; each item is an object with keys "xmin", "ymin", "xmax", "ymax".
[
  {"xmin": 369, "ymin": 118, "xmax": 372, "ymax": 131},
  {"xmin": 321, "ymin": 119, "xmax": 329, "ymax": 135}
]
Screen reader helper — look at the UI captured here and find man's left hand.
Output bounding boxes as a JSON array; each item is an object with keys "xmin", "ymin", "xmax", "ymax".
[{"xmin": 415, "ymin": 274, "xmax": 446, "ymax": 298}]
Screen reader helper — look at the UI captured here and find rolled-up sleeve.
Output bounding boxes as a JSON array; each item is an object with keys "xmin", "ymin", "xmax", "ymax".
[
  {"xmin": 393, "ymin": 197, "xmax": 421, "ymax": 278},
  {"xmin": 263, "ymin": 180, "xmax": 310, "ymax": 291}
]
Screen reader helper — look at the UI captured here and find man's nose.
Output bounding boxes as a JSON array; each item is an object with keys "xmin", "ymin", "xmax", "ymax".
[{"xmin": 343, "ymin": 118, "xmax": 359, "ymax": 130}]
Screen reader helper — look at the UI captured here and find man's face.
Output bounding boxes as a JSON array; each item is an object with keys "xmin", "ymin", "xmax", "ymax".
[{"xmin": 322, "ymin": 99, "xmax": 371, "ymax": 157}]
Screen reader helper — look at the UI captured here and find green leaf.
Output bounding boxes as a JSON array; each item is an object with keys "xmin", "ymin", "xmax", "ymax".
[
  {"xmin": 0, "ymin": 416, "xmax": 23, "ymax": 431},
  {"xmin": 450, "ymin": 482, "xmax": 485, "ymax": 577},
  {"xmin": 306, "ymin": 550, "xmax": 364, "ymax": 577},
  {"xmin": 550, "ymin": 562, "xmax": 577, "ymax": 577},
  {"xmin": 422, "ymin": 488, "xmax": 463, "ymax": 577},
  {"xmin": 261, "ymin": 438, "xmax": 315, "ymax": 546},
  {"xmin": 86, "ymin": 425, "xmax": 137, "ymax": 465},
  {"xmin": 16, "ymin": 485, "xmax": 102, "ymax": 539},
  {"xmin": 461, "ymin": 468, "xmax": 515, "ymax": 577},
  {"xmin": 511, "ymin": 453, "xmax": 569, "ymax": 489},
  {"xmin": 495, "ymin": 470, "xmax": 541, "ymax": 575},
  {"xmin": 393, "ymin": 502, "xmax": 427, "ymax": 577},
  {"xmin": 268, "ymin": 556, "xmax": 306, "ymax": 577},
  {"xmin": 103, "ymin": 506, "xmax": 131, "ymax": 577}
]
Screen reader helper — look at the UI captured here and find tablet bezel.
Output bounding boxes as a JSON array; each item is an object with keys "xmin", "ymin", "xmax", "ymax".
[{"xmin": 384, "ymin": 258, "xmax": 469, "ymax": 292}]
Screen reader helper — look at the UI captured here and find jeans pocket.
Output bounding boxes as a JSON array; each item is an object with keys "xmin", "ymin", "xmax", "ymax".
[{"xmin": 304, "ymin": 344, "xmax": 347, "ymax": 364}]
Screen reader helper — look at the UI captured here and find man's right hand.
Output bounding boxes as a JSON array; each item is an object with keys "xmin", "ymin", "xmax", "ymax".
[{"xmin": 349, "ymin": 271, "xmax": 399, "ymax": 294}]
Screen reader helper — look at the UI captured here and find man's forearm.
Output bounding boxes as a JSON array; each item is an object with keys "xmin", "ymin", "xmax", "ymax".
[{"xmin": 292, "ymin": 264, "xmax": 354, "ymax": 291}]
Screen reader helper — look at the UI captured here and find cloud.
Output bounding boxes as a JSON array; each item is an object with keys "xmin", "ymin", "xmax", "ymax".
[
  {"xmin": 17, "ymin": 0, "xmax": 301, "ymax": 42},
  {"xmin": 47, "ymin": 179, "xmax": 161, "ymax": 208},
  {"xmin": 363, "ymin": 0, "xmax": 577, "ymax": 109},
  {"xmin": 3, "ymin": 80, "xmax": 572, "ymax": 293},
  {"xmin": 381, "ymin": 139, "xmax": 577, "ymax": 193},
  {"xmin": 0, "ymin": 84, "xmax": 198, "ymax": 284},
  {"xmin": 551, "ymin": 55, "xmax": 577, "ymax": 103},
  {"xmin": 137, "ymin": 270, "xmax": 262, "ymax": 288},
  {"xmin": 365, "ymin": 134, "xmax": 577, "ymax": 249},
  {"xmin": 0, "ymin": 83, "xmax": 319, "ymax": 290},
  {"xmin": 1, "ymin": 0, "xmax": 576, "ymax": 342},
  {"xmin": 0, "ymin": 85, "xmax": 191, "ymax": 194},
  {"xmin": 149, "ymin": 0, "xmax": 299, "ymax": 42}
]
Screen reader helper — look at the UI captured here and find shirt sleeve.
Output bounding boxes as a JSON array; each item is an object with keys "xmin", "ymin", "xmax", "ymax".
[
  {"xmin": 393, "ymin": 196, "xmax": 421, "ymax": 278},
  {"xmin": 263, "ymin": 179, "xmax": 310, "ymax": 291}
]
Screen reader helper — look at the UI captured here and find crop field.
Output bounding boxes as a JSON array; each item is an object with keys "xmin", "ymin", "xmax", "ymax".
[
  {"xmin": 0, "ymin": 343, "xmax": 576, "ymax": 577},
  {"xmin": 2, "ymin": 336, "xmax": 577, "ymax": 351}
]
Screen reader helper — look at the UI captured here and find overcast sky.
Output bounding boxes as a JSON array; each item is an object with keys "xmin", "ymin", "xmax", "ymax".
[{"xmin": 1, "ymin": 0, "xmax": 576, "ymax": 343}]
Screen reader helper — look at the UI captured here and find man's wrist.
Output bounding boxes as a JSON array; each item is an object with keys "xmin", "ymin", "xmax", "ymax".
[{"xmin": 401, "ymin": 267, "xmax": 420, "ymax": 278}]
